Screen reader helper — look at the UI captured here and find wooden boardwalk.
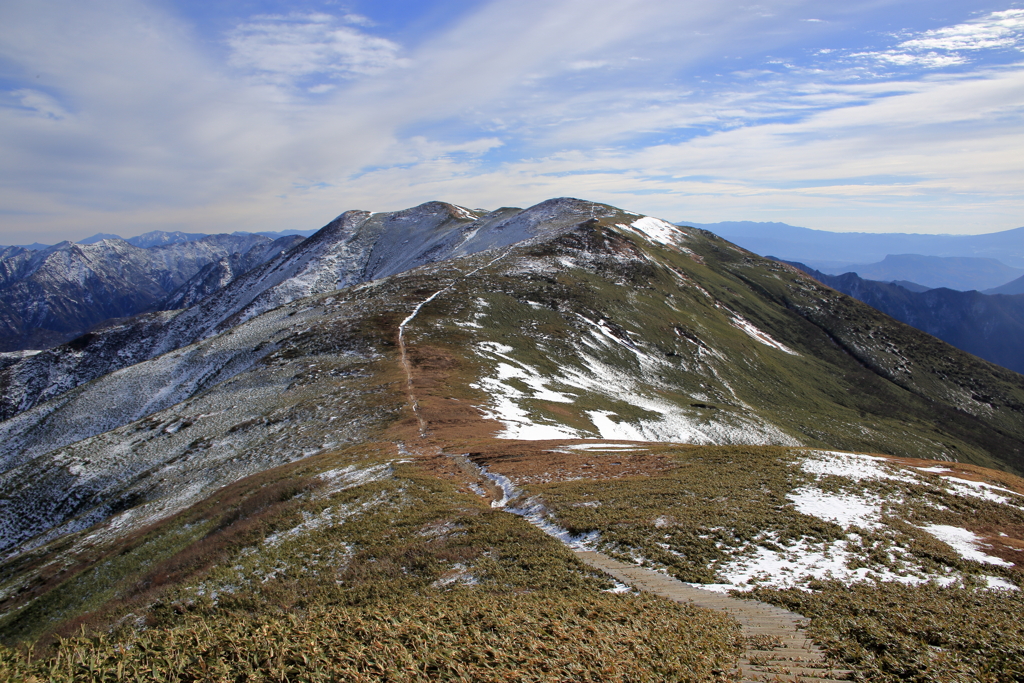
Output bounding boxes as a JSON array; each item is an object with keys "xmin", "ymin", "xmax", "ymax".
[{"xmin": 575, "ymin": 551, "xmax": 853, "ymax": 682}]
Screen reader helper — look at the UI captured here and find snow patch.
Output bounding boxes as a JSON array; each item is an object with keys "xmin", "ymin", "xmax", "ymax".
[
  {"xmin": 800, "ymin": 450, "xmax": 918, "ymax": 483},
  {"xmin": 617, "ymin": 217, "xmax": 690, "ymax": 249},
  {"xmin": 942, "ymin": 477, "xmax": 1020, "ymax": 506},
  {"xmin": 789, "ymin": 487, "xmax": 883, "ymax": 529},
  {"xmin": 263, "ymin": 492, "xmax": 388, "ymax": 548},
  {"xmin": 921, "ymin": 524, "xmax": 1013, "ymax": 567},
  {"xmin": 697, "ymin": 534, "xmax": 956, "ymax": 593},
  {"xmin": 984, "ymin": 575, "xmax": 1019, "ymax": 590},
  {"xmin": 729, "ymin": 316, "xmax": 798, "ymax": 355},
  {"xmin": 316, "ymin": 462, "xmax": 395, "ymax": 497},
  {"xmin": 568, "ymin": 443, "xmax": 647, "ymax": 451},
  {"xmin": 472, "ymin": 337, "xmax": 801, "ymax": 447}
]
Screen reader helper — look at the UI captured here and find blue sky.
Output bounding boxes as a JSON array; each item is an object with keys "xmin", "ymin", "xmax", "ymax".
[{"xmin": 1, "ymin": 0, "xmax": 1023, "ymax": 242}]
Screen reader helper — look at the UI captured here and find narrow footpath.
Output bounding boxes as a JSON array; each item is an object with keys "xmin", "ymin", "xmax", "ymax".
[
  {"xmin": 575, "ymin": 551, "xmax": 852, "ymax": 682},
  {"xmin": 396, "ymin": 275, "xmax": 853, "ymax": 682}
]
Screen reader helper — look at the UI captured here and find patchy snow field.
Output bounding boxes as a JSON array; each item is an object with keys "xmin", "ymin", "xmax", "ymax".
[
  {"xmin": 689, "ymin": 449, "xmax": 1024, "ymax": 593},
  {"xmin": 470, "ymin": 324, "xmax": 801, "ymax": 447}
]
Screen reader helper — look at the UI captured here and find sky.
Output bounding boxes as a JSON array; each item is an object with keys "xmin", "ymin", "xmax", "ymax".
[{"xmin": 1, "ymin": 0, "xmax": 1023, "ymax": 243}]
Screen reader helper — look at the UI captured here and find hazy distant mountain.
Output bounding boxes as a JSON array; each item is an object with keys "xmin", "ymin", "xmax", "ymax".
[
  {"xmin": 784, "ymin": 261, "xmax": 1024, "ymax": 374},
  {"xmin": 242, "ymin": 228, "xmax": 319, "ymax": 239},
  {"xmin": 683, "ymin": 220, "xmax": 1024, "ymax": 269},
  {"xmin": 30, "ymin": 228, "xmax": 320, "ymax": 252},
  {"xmin": 822, "ymin": 254, "xmax": 1024, "ymax": 291},
  {"xmin": 77, "ymin": 233, "xmax": 123, "ymax": 244},
  {"xmin": 10, "ymin": 242, "xmax": 52, "ymax": 251},
  {"xmin": 986, "ymin": 274, "xmax": 1024, "ymax": 295},
  {"xmin": 125, "ymin": 230, "xmax": 211, "ymax": 248},
  {"xmin": 891, "ymin": 279, "xmax": 931, "ymax": 292}
]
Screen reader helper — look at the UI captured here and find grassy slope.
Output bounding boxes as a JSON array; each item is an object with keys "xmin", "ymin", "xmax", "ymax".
[
  {"xmin": 0, "ymin": 447, "xmax": 740, "ymax": 681},
  {"xmin": 477, "ymin": 443, "xmax": 1024, "ymax": 682},
  {"xmin": 411, "ymin": 217, "xmax": 1024, "ymax": 471}
]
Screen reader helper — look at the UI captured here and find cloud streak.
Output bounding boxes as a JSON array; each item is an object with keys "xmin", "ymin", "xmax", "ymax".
[
  {"xmin": 0, "ymin": 0, "xmax": 1021, "ymax": 242},
  {"xmin": 227, "ymin": 13, "xmax": 409, "ymax": 88}
]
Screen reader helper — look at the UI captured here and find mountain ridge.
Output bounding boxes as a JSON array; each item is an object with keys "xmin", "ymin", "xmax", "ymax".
[
  {"xmin": 2, "ymin": 199, "xmax": 1023, "ymax": 562},
  {"xmin": 782, "ymin": 260, "xmax": 1024, "ymax": 374},
  {"xmin": 0, "ymin": 234, "xmax": 295, "ymax": 352}
]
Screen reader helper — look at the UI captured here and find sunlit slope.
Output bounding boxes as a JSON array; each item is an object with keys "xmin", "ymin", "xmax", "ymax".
[
  {"xmin": 396, "ymin": 211, "xmax": 1024, "ymax": 469},
  {"xmin": 0, "ymin": 443, "xmax": 742, "ymax": 681},
  {"xmin": 3, "ymin": 200, "xmax": 1024, "ymax": 681}
]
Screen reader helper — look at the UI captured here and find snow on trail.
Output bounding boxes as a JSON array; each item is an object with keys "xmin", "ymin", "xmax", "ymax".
[{"xmin": 478, "ymin": 465, "xmax": 599, "ymax": 550}]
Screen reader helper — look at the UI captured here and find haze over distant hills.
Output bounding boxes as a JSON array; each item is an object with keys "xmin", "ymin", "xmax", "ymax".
[
  {"xmin": 782, "ymin": 261, "xmax": 1024, "ymax": 375},
  {"xmin": 827, "ymin": 254, "xmax": 1024, "ymax": 292},
  {"xmin": 681, "ymin": 220, "xmax": 1024, "ymax": 272}
]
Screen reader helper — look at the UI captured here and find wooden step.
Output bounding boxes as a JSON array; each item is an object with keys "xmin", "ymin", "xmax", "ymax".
[{"xmin": 574, "ymin": 550, "xmax": 856, "ymax": 682}]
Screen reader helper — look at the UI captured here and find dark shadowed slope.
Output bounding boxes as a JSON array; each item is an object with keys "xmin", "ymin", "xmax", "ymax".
[{"xmin": 785, "ymin": 262, "xmax": 1024, "ymax": 375}]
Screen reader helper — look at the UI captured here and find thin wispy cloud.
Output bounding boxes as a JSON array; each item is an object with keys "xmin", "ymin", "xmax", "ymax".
[
  {"xmin": 227, "ymin": 12, "xmax": 409, "ymax": 89},
  {"xmin": 0, "ymin": 0, "xmax": 1021, "ymax": 241},
  {"xmin": 855, "ymin": 9, "xmax": 1024, "ymax": 69}
]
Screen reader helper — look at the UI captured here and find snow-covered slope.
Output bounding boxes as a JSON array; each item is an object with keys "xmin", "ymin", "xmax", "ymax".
[
  {"xmin": 0, "ymin": 234, "xmax": 281, "ymax": 352},
  {"xmin": 0, "ymin": 199, "xmax": 608, "ymax": 421}
]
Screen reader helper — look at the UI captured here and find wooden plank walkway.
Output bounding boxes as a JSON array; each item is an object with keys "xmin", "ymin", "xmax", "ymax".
[{"xmin": 575, "ymin": 551, "xmax": 853, "ymax": 682}]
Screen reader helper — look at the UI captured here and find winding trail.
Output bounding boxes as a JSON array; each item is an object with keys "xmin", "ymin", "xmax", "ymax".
[
  {"xmin": 397, "ymin": 289, "xmax": 445, "ymax": 436},
  {"xmin": 395, "ymin": 250, "xmax": 851, "ymax": 681},
  {"xmin": 397, "ymin": 249, "xmax": 509, "ymax": 436},
  {"xmin": 476, "ymin": 460, "xmax": 851, "ymax": 681},
  {"xmin": 575, "ymin": 552, "xmax": 851, "ymax": 682}
]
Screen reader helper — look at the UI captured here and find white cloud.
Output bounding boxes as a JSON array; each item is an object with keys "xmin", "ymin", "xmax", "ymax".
[
  {"xmin": 567, "ymin": 60, "xmax": 611, "ymax": 70},
  {"xmin": 899, "ymin": 9, "xmax": 1024, "ymax": 52},
  {"xmin": 11, "ymin": 89, "xmax": 69, "ymax": 119},
  {"xmin": 0, "ymin": 0, "xmax": 1021, "ymax": 242},
  {"xmin": 227, "ymin": 13, "xmax": 408, "ymax": 85},
  {"xmin": 857, "ymin": 9, "xmax": 1024, "ymax": 69}
]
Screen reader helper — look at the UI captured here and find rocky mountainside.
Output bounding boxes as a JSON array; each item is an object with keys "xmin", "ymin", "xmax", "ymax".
[
  {"xmin": 0, "ymin": 234, "xmax": 297, "ymax": 352},
  {"xmin": 1, "ymin": 199, "xmax": 1023, "ymax": 681},
  {"xmin": 0, "ymin": 200, "xmax": 601, "ymax": 421},
  {"xmin": 787, "ymin": 262, "xmax": 1024, "ymax": 374}
]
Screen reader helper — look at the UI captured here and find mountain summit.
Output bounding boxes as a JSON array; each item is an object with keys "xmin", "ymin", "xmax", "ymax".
[{"xmin": 2, "ymin": 198, "xmax": 1023, "ymax": 681}]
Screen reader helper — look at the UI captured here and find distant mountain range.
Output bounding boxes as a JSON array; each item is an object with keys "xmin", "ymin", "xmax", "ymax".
[
  {"xmin": 782, "ymin": 261, "xmax": 1024, "ymax": 374},
  {"xmin": 6, "ymin": 227, "xmax": 319, "ymax": 252},
  {"xmin": 812, "ymin": 254, "xmax": 1024, "ymax": 292},
  {"xmin": 680, "ymin": 219, "xmax": 1024, "ymax": 279}
]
